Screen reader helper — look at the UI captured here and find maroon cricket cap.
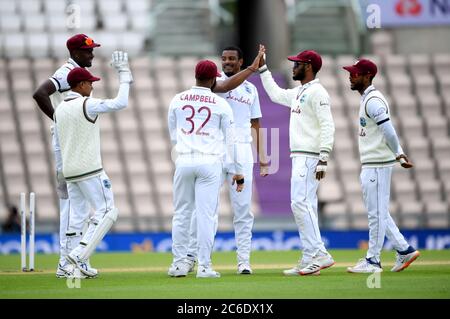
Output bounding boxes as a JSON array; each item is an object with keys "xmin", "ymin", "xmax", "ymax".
[
  {"xmin": 67, "ymin": 67, "xmax": 101, "ymax": 88},
  {"xmin": 288, "ymin": 50, "xmax": 322, "ymax": 72},
  {"xmin": 66, "ymin": 34, "xmax": 101, "ymax": 52},
  {"xmin": 343, "ymin": 59, "xmax": 378, "ymax": 77},
  {"xmin": 195, "ymin": 60, "xmax": 221, "ymax": 80}
]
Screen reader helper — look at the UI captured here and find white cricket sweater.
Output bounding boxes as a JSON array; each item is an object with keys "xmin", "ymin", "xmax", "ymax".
[
  {"xmin": 260, "ymin": 70, "xmax": 335, "ymax": 158},
  {"xmin": 358, "ymin": 85, "xmax": 398, "ymax": 167},
  {"xmin": 55, "ymin": 96, "xmax": 103, "ymax": 182}
]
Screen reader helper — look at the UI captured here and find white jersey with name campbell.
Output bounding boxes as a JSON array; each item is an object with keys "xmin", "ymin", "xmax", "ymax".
[
  {"xmin": 358, "ymin": 85, "xmax": 397, "ymax": 167},
  {"xmin": 217, "ymin": 72, "xmax": 262, "ymax": 143},
  {"xmin": 168, "ymin": 86, "xmax": 235, "ymax": 157}
]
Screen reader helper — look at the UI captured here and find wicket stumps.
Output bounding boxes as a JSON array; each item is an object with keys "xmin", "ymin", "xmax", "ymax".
[{"xmin": 20, "ymin": 192, "xmax": 35, "ymax": 272}]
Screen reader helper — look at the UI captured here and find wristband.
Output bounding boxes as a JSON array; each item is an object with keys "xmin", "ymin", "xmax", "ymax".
[
  {"xmin": 259, "ymin": 65, "xmax": 268, "ymax": 74},
  {"xmin": 319, "ymin": 152, "xmax": 329, "ymax": 162}
]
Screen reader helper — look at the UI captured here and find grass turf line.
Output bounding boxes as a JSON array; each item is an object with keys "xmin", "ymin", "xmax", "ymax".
[{"xmin": 0, "ymin": 250, "xmax": 449, "ymax": 299}]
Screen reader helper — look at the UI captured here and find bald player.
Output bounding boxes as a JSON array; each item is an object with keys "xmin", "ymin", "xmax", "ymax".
[
  {"xmin": 33, "ymin": 34, "xmax": 100, "ymax": 278},
  {"xmin": 343, "ymin": 59, "xmax": 420, "ymax": 273},
  {"xmin": 168, "ymin": 60, "xmax": 245, "ymax": 278},
  {"xmin": 55, "ymin": 51, "xmax": 133, "ymax": 278}
]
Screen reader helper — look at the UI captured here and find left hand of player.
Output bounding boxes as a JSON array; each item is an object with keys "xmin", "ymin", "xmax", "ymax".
[
  {"xmin": 232, "ymin": 174, "xmax": 245, "ymax": 192},
  {"xmin": 315, "ymin": 160, "xmax": 327, "ymax": 181},
  {"xmin": 396, "ymin": 154, "xmax": 414, "ymax": 168}
]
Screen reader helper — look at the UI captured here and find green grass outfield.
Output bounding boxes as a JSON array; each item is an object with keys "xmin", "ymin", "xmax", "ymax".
[{"xmin": 0, "ymin": 250, "xmax": 449, "ymax": 299}]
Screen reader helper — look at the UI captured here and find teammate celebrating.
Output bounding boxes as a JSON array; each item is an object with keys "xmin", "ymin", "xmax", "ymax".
[
  {"xmin": 186, "ymin": 46, "xmax": 268, "ymax": 275},
  {"xmin": 54, "ymin": 51, "xmax": 133, "ymax": 278},
  {"xmin": 343, "ymin": 59, "xmax": 420, "ymax": 273},
  {"xmin": 258, "ymin": 50, "xmax": 336, "ymax": 276},
  {"xmin": 168, "ymin": 60, "xmax": 245, "ymax": 278},
  {"xmin": 33, "ymin": 34, "xmax": 100, "ymax": 278}
]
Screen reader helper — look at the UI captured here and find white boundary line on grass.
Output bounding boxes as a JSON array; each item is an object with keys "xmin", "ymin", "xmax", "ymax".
[{"xmin": 1, "ymin": 260, "xmax": 450, "ymax": 275}]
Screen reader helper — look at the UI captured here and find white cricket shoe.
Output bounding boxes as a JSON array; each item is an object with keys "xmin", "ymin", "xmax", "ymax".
[
  {"xmin": 186, "ymin": 258, "xmax": 196, "ymax": 273},
  {"xmin": 299, "ymin": 254, "xmax": 335, "ymax": 275},
  {"xmin": 283, "ymin": 263, "xmax": 320, "ymax": 276},
  {"xmin": 66, "ymin": 253, "xmax": 98, "ymax": 278},
  {"xmin": 85, "ymin": 259, "xmax": 98, "ymax": 275},
  {"xmin": 391, "ymin": 250, "xmax": 420, "ymax": 272},
  {"xmin": 237, "ymin": 263, "xmax": 253, "ymax": 275},
  {"xmin": 168, "ymin": 262, "xmax": 190, "ymax": 277},
  {"xmin": 196, "ymin": 266, "xmax": 221, "ymax": 278},
  {"xmin": 56, "ymin": 263, "xmax": 73, "ymax": 278},
  {"xmin": 347, "ymin": 258, "xmax": 383, "ymax": 273}
]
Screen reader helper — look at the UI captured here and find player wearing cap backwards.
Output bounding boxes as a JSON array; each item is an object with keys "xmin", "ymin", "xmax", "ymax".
[
  {"xmin": 33, "ymin": 34, "xmax": 100, "ymax": 278},
  {"xmin": 167, "ymin": 60, "xmax": 245, "ymax": 278},
  {"xmin": 258, "ymin": 50, "xmax": 335, "ymax": 276},
  {"xmin": 54, "ymin": 51, "xmax": 133, "ymax": 278},
  {"xmin": 343, "ymin": 59, "xmax": 420, "ymax": 273}
]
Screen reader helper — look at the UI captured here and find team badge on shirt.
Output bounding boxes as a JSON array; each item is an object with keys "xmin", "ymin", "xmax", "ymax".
[
  {"xmin": 103, "ymin": 179, "xmax": 112, "ymax": 189},
  {"xmin": 300, "ymin": 94, "xmax": 307, "ymax": 104},
  {"xmin": 360, "ymin": 117, "xmax": 367, "ymax": 127}
]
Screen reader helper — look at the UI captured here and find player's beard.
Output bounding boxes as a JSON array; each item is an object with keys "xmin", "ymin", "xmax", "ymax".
[
  {"xmin": 293, "ymin": 67, "xmax": 306, "ymax": 81},
  {"xmin": 351, "ymin": 80, "xmax": 364, "ymax": 91},
  {"xmin": 224, "ymin": 71, "xmax": 235, "ymax": 77}
]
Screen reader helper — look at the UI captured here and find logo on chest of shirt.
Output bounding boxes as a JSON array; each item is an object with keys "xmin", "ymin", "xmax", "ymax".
[{"xmin": 225, "ymin": 91, "xmax": 251, "ymax": 106}]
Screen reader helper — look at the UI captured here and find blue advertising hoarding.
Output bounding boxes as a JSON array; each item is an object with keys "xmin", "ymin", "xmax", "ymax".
[{"xmin": 1, "ymin": 229, "xmax": 449, "ymax": 254}]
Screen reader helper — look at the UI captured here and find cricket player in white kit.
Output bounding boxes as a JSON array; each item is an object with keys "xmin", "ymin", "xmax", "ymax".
[
  {"xmin": 186, "ymin": 46, "xmax": 268, "ymax": 275},
  {"xmin": 54, "ymin": 51, "xmax": 133, "ymax": 278},
  {"xmin": 33, "ymin": 34, "xmax": 100, "ymax": 278},
  {"xmin": 168, "ymin": 60, "xmax": 245, "ymax": 278},
  {"xmin": 258, "ymin": 50, "xmax": 336, "ymax": 276},
  {"xmin": 343, "ymin": 59, "xmax": 420, "ymax": 273}
]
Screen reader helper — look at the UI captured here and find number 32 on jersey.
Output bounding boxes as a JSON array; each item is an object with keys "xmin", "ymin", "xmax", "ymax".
[{"xmin": 181, "ymin": 105, "xmax": 211, "ymax": 136}]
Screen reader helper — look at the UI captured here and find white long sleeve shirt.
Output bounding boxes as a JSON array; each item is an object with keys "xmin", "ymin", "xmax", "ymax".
[
  {"xmin": 260, "ymin": 70, "xmax": 335, "ymax": 158},
  {"xmin": 358, "ymin": 85, "xmax": 403, "ymax": 167},
  {"xmin": 168, "ymin": 86, "xmax": 243, "ymax": 174},
  {"xmin": 54, "ymin": 83, "xmax": 130, "ymax": 181}
]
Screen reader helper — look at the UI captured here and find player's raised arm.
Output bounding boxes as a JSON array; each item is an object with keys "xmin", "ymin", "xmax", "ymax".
[
  {"xmin": 258, "ymin": 51, "xmax": 297, "ymax": 107},
  {"xmin": 86, "ymin": 51, "xmax": 133, "ymax": 117},
  {"xmin": 212, "ymin": 44, "xmax": 265, "ymax": 93},
  {"xmin": 33, "ymin": 80, "xmax": 57, "ymax": 120}
]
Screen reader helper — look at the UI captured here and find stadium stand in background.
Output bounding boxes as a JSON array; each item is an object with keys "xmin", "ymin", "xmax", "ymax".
[{"xmin": 0, "ymin": 0, "xmax": 449, "ymax": 232}]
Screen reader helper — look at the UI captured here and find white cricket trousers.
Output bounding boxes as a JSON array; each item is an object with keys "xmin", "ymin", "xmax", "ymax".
[
  {"xmin": 65, "ymin": 172, "xmax": 115, "ymax": 254},
  {"xmin": 291, "ymin": 156, "xmax": 328, "ymax": 264},
  {"xmin": 172, "ymin": 158, "xmax": 222, "ymax": 268},
  {"xmin": 52, "ymin": 129, "xmax": 71, "ymax": 267},
  {"xmin": 187, "ymin": 144, "xmax": 254, "ymax": 265},
  {"xmin": 361, "ymin": 167, "xmax": 409, "ymax": 262}
]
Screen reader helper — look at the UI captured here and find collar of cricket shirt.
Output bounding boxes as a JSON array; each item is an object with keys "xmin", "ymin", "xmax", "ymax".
[
  {"xmin": 67, "ymin": 58, "xmax": 81, "ymax": 68},
  {"xmin": 361, "ymin": 84, "xmax": 376, "ymax": 102},
  {"xmin": 296, "ymin": 78, "xmax": 319, "ymax": 99}
]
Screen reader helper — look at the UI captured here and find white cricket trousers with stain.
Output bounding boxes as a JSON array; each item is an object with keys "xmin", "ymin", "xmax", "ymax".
[
  {"xmin": 172, "ymin": 157, "xmax": 222, "ymax": 268},
  {"xmin": 291, "ymin": 156, "xmax": 328, "ymax": 264},
  {"xmin": 361, "ymin": 167, "xmax": 409, "ymax": 262},
  {"xmin": 65, "ymin": 172, "xmax": 115, "ymax": 255}
]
